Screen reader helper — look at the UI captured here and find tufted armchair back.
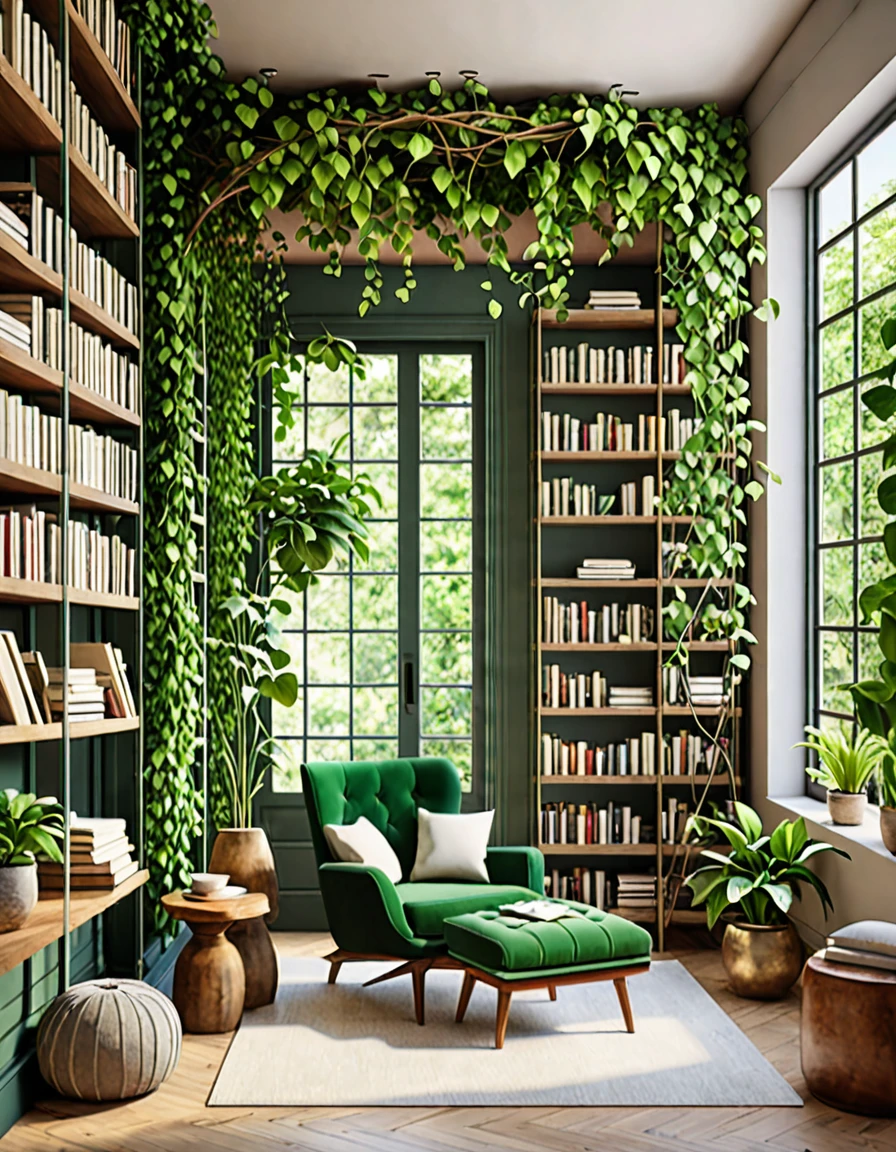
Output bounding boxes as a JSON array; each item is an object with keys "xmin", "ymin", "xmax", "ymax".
[{"xmin": 301, "ymin": 757, "xmax": 462, "ymax": 880}]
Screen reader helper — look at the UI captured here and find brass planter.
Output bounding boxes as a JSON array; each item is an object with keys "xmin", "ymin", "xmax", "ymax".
[
  {"xmin": 721, "ymin": 921, "xmax": 803, "ymax": 1000},
  {"xmin": 881, "ymin": 806, "xmax": 896, "ymax": 856}
]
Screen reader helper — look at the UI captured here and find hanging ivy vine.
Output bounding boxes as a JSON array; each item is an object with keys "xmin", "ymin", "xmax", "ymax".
[{"xmin": 123, "ymin": 0, "xmax": 771, "ymax": 942}]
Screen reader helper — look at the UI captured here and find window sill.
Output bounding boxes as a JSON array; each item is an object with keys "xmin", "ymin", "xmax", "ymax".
[{"xmin": 770, "ymin": 794, "xmax": 896, "ymax": 863}]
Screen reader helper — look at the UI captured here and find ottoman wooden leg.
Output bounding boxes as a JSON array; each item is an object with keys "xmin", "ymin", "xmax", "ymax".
[
  {"xmin": 456, "ymin": 971, "xmax": 477, "ymax": 1023},
  {"xmin": 614, "ymin": 977, "xmax": 634, "ymax": 1033},
  {"xmin": 495, "ymin": 989, "xmax": 512, "ymax": 1049},
  {"xmin": 548, "ymin": 984, "xmax": 557, "ymax": 1001},
  {"xmin": 412, "ymin": 961, "xmax": 431, "ymax": 1026}
]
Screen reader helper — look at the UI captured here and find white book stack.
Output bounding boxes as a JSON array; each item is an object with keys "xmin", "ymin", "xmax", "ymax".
[
  {"xmin": 584, "ymin": 290, "xmax": 641, "ymax": 311},
  {"xmin": 46, "ymin": 667, "xmax": 106, "ymax": 723},
  {"xmin": 616, "ymin": 873, "xmax": 657, "ymax": 909},
  {"xmin": 619, "ymin": 476, "xmax": 655, "ymax": 516},
  {"xmin": 0, "ymin": 304, "xmax": 31, "ymax": 354},
  {"xmin": 0, "ymin": 200, "xmax": 28, "ymax": 252},
  {"xmin": 824, "ymin": 922, "xmax": 896, "ymax": 973},
  {"xmin": 0, "ymin": 188, "xmax": 63, "ymax": 274},
  {"xmin": 665, "ymin": 672, "xmax": 728, "ymax": 707},
  {"xmin": 608, "ymin": 685, "xmax": 654, "ymax": 709},
  {"xmin": 575, "ymin": 558, "xmax": 636, "ymax": 580}
]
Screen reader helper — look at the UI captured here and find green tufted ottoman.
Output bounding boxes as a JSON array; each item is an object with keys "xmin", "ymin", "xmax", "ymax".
[{"xmin": 443, "ymin": 904, "xmax": 652, "ymax": 1048}]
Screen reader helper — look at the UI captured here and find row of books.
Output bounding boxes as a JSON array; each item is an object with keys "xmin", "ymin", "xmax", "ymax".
[
  {"xmin": 574, "ymin": 557, "xmax": 637, "ymax": 580},
  {"xmin": 664, "ymin": 668, "xmax": 729, "ymax": 708},
  {"xmin": 664, "ymin": 797, "xmax": 692, "ymax": 844},
  {"xmin": 39, "ymin": 815, "xmax": 138, "ymax": 891},
  {"xmin": 0, "ymin": 502, "xmax": 135, "ymax": 595},
  {"xmin": 0, "ymin": 189, "xmax": 137, "ymax": 333},
  {"xmin": 69, "ymin": 83, "xmax": 137, "ymax": 222},
  {"xmin": 72, "ymin": 0, "xmax": 133, "ymax": 97},
  {"xmin": 541, "ymin": 732, "xmax": 728, "ymax": 778},
  {"xmin": 542, "ymin": 666, "xmax": 607, "ymax": 710},
  {"xmin": 545, "ymin": 867, "xmax": 612, "ymax": 909},
  {"xmin": 540, "ymin": 479, "xmax": 614, "ymax": 518},
  {"xmin": 1, "ymin": 1, "xmax": 63, "ymax": 122},
  {"xmin": 543, "ymin": 344, "xmax": 654, "ymax": 387},
  {"xmin": 542, "ymin": 731, "xmax": 657, "ymax": 777},
  {"xmin": 0, "ymin": 637, "xmax": 133, "ymax": 726},
  {"xmin": 541, "ymin": 802, "xmax": 645, "ymax": 846},
  {"xmin": 542, "ymin": 596, "xmax": 654, "ymax": 644},
  {"xmin": 541, "ymin": 342, "xmax": 688, "ymax": 386},
  {"xmin": 0, "ymin": 388, "xmax": 138, "ymax": 500},
  {"xmin": 540, "ymin": 410, "xmax": 701, "ymax": 454},
  {"xmin": 619, "ymin": 476, "xmax": 656, "ymax": 517}
]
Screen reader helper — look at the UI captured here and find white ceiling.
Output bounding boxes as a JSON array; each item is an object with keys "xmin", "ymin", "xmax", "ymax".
[{"xmin": 209, "ymin": 0, "xmax": 815, "ymax": 110}]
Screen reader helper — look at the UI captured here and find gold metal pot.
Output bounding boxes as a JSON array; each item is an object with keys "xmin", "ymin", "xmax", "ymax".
[
  {"xmin": 721, "ymin": 921, "xmax": 803, "ymax": 1000},
  {"xmin": 881, "ymin": 806, "xmax": 896, "ymax": 856}
]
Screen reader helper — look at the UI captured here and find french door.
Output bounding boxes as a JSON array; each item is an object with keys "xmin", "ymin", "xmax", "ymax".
[{"xmin": 261, "ymin": 345, "xmax": 484, "ymax": 925}]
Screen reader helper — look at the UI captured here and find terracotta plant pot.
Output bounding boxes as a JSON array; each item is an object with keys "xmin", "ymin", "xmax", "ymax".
[
  {"xmin": 721, "ymin": 921, "xmax": 803, "ymax": 1000},
  {"xmin": 208, "ymin": 828, "xmax": 279, "ymax": 925},
  {"xmin": 826, "ymin": 789, "xmax": 867, "ymax": 826},
  {"xmin": 0, "ymin": 862, "xmax": 38, "ymax": 932},
  {"xmin": 881, "ymin": 806, "xmax": 896, "ymax": 856}
]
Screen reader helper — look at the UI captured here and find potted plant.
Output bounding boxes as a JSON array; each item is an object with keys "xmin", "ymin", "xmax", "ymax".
[
  {"xmin": 685, "ymin": 800, "xmax": 848, "ymax": 999},
  {"xmin": 208, "ymin": 435, "xmax": 380, "ymax": 919},
  {"xmin": 880, "ymin": 753, "xmax": 896, "ymax": 855},
  {"xmin": 796, "ymin": 723, "xmax": 886, "ymax": 825},
  {"xmin": 0, "ymin": 791, "xmax": 63, "ymax": 932}
]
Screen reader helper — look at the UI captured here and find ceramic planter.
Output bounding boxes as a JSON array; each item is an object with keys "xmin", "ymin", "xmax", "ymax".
[
  {"xmin": 721, "ymin": 921, "xmax": 803, "ymax": 1000},
  {"xmin": 208, "ymin": 828, "xmax": 279, "ymax": 924},
  {"xmin": 881, "ymin": 806, "xmax": 896, "ymax": 856},
  {"xmin": 0, "ymin": 862, "xmax": 38, "ymax": 933},
  {"xmin": 826, "ymin": 789, "xmax": 867, "ymax": 826}
]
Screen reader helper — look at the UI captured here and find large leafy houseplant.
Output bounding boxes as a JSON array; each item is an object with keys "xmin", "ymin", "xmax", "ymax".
[{"xmin": 0, "ymin": 791, "xmax": 64, "ymax": 934}]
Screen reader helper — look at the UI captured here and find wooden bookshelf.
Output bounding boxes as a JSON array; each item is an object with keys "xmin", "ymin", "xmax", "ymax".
[
  {"xmin": 30, "ymin": 0, "xmax": 140, "ymax": 133},
  {"xmin": 540, "ymin": 308, "xmax": 679, "ymax": 330},
  {"xmin": 0, "ymin": 54, "xmax": 62, "ymax": 152},
  {"xmin": 39, "ymin": 150, "xmax": 138, "ymax": 241},
  {"xmin": 68, "ymin": 588, "xmax": 139, "ymax": 611},
  {"xmin": 0, "ymin": 716, "xmax": 139, "ymax": 745},
  {"xmin": 70, "ymin": 288, "xmax": 140, "ymax": 350},
  {"xmin": 70, "ymin": 482, "xmax": 139, "ymax": 516},
  {"xmin": 0, "ymin": 229, "xmax": 62, "ymax": 296},
  {"xmin": 0, "ymin": 578, "xmax": 138, "ymax": 610},
  {"xmin": 68, "ymin": 381, "xmax": 140, "ymax": 427},
  {"xmin": 533, "ymin": 273, "xmax": 742, "ymax": 952},
  {"xmin": 0, "ymin": 336, "xmax": 64, "ymax": 394},
  {"xmin": 0, "ymin": 461, "xmax": 137, "ymax": 515},
  {"xmin": 0, "ymin": 868, "xmax": 147, "ymax": 979}
]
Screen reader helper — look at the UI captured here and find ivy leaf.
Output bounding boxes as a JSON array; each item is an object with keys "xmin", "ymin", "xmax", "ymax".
[
  {"xmin": 488, "ymin": 299, "xmax": 503, "ymax": 319},
  {"xmin": 312, "ymin": 161, "xmax": 335, "ymax": 191},
  {"xmin": 745, "ymin": 480, "xmax": 764, "ymax": 501},
  {"xmin": 274, "ymin": 115, "xmax": 299, "ymax": 140},
  {"xmin": 235, "ymin": 103, "xmax": 259, "ymax": 129},
  {"xmin": 504, "ymin": 140, "xmax": 526, "ymax": 179},
  {"xmin": 408, "ymin": 133, "xmax": 434, "ymax": 161},
  {"xmin": 307, "ymin": 109, "xmax": 327, "ymax": 132},
  {"xmin": 432, "ymin": 166, "xmax": 452, "ymax": 193},
  {"xmin": 668, "ymin": 125, "xmax": 687, "ymax": 154}
]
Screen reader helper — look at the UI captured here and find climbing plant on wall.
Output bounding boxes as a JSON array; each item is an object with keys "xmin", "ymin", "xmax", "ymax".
[{"xmin": 123, "ymin": 0, "xmax": 771, "ymax": 940}]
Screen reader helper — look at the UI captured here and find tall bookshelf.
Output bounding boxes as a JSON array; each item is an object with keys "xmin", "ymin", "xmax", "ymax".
[
  {"xmin": 532, "ymin": 229, "xmax": 741, "ymax": 952},
  {"xmin": 0, "ymin": 0, "xmax": 146, "ymax": 993}
]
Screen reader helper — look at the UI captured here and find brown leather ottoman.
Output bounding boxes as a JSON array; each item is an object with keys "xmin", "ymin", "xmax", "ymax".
[{"xmin": 801, "ymin": 953, "xmax": 896, "ymax": 1115}]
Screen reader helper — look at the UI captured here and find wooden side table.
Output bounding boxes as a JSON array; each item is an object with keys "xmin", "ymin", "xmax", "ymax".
[
  {"xmin": 161, "ymin": 890, "xmax": 270, "ymax": 1034},
  {"xmin": 802, "ymin": 953, "xmax": 896, "ymax": 1115}
]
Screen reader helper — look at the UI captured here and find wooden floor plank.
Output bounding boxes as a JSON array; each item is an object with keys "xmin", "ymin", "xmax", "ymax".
[{"xmin": 3, "ymin": 930, "xmax": 896, "ymax": 1152}]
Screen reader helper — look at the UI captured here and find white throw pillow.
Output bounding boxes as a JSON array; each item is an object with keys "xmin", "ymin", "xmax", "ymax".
[
  {"xmin": 323, "ymin": 816, "xmax": 403, "ymax": 884},
  {"xmin": 827, "ymin": 920, "xmax": 896, "ymax": 958},
  {"xmin": 410, "ymin": 808, "xmax": 494, "ymax": 883}
]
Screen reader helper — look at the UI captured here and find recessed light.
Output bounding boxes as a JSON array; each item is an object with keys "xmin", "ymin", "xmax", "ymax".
[
  {"xmin": 459, "ymin": 69, "xmax": 479, "ymax": 80},
  {"xmin": 259, "ymin": 67, "xmax": 278, "ymax": 79}
]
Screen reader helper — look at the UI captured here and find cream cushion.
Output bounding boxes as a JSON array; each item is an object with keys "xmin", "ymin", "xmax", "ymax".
[
  {"xmin": 323, "ymin": 816, "xmax": 403, "ymax": 884},
  {"xmin": 410, "ymin": 808, "xmax": 494, "ymax": 883}
]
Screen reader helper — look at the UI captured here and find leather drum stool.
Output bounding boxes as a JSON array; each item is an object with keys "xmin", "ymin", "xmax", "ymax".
[{"xmin": 801, "ymin": 953, "xmax": 896, "ymax": 1115}]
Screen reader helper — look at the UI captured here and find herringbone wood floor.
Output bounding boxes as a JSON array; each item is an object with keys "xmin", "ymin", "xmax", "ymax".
[{"xmin": 4, "ymin": 931, "xmax": 895, "ymax": 1152}]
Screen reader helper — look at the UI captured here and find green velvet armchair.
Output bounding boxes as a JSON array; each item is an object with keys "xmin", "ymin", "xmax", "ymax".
[{"xmin": 301, "ymin": 756, "xmax": 544, "ymax": 1023}]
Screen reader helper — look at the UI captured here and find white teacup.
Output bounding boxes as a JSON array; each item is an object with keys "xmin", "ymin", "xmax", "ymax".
[{"xmin": 191, "ymin": 872, "xmax": 229, "ymax": 896}]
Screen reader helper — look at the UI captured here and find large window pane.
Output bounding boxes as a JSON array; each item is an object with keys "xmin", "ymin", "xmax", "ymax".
[
  {"xmin": 421, "ymin": 686, "xmax": 472, "ymax": 735},
  {"xmin": 354, "ymin": 405, "xmax": 397, "ymax": 460},
  {"xmin": 820, "ymin": 631, "xmax": 854, "ymax": 713},
  {"xmin": 307, "ymin": 687, "xmax": 350, "ymax": 734},
  {"xmin": 307, "ymin": 405, "xmax": 349, "ymax": 452},
  {"xmin": 306, "ymin": 575, "xmax": 350, "ymax": 631},
  {"xmin": 820, "ymin": 165, "xmax": 852, "ymax": 242},
  {"xmin": 859, "ymin": 539, "xmax": 889, "ymax": 610},
  {"xmin": 421, "ymin": 520, "xmax": 472, "ymax": 572},
  {"xmin": 820, "ymin": 234, "xmax": 853, "ymax": 318},
  {"xmin": 860, "ymin": 454, "xmax": 886, "ymax": 537},
  {"xmin": 860, "ymin": 203, "xmax": 896, "ymax": 300},
  {"xmin": 421, "ymin": 632, "xmax": 473, "ymax": 683},
  {"xmin": 354, "ymin": 632, "xmax": 398, "ymax": 683},
  {"xmin": 422, "ymin": 574, "xmax": 472, "ymax": 629},
  {"xmin": 353, "ymin": 355, "xmax": 397, "ymax": 403},
  {"xmin": 356, "ymin": 521, "xmax": 398, "ymax": 573},
  {"xmin": 421, "ymin": 407, "xmax": 472, "ymax": 459},
  {"xmin": 352, "ymin": 574, "xmax": 398, "ymax": 630},
  {"xmin": 306, "ymin": 633, "xmax": 350, "ymax": 684},
  {"xmin": 420, "ymin": 463, "xmax": 472, "ymax": 519},
  {"xmin": 306, "ymin": 362, "xmax": 349, "ymax": 403},
  {"xmin": 359, "ymin": 463, "xmax": 397, "ymax": 520},
  {"xmin": 820, "ymin": 388, "xmax": 853, "ymax": 459},
  {"xmin": 861, "ymin": 288, "xmax": 896, "ymax": 376},
  {"xmin": 858, "ymin": 119, "xmax": 896, "ymax": 217},
  {"xmin": 820, "ymin": 547, "xmax": 853, "ymax": 626},
  {"xmin": 819, "ymin": 315, "xmax": 854, "ymax": 391},
  {"xmin": 820, "ymin": 462, "xmax": 853, "ymax": 542},
  {"xmin": 420, "ymin": 354, "xmax": 473, "ymax": 402}
]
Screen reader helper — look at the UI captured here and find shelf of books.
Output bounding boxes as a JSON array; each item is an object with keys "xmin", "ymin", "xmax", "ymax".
[
  {"xmin": 533, "ymin": 238, "xmax": 741, "ymax": 951},
  {"xmin": 0, "ymin": 0, "xmax": 143, "ymax": 983}
]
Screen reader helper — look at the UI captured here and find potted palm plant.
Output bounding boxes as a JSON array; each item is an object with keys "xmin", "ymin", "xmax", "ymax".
[
  {"xmin": 685, "ymin": 801, "xmax": 849, "ymax": 999},
  {"xmin": 0, "ymin": 791, "xmax": 64, "ymax": 932},
  {"xmin": 796, "ymin": 723, "xmax": 885, "ymax": 825},
  {"xmin": 208, "ymin": 437, "xmax": 380, "ymax": 919}
]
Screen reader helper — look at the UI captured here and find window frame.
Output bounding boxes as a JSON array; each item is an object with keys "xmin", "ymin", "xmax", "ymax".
[{"xmin": 807, "ymin": 102, "xmax": 896, "ymax": 797}]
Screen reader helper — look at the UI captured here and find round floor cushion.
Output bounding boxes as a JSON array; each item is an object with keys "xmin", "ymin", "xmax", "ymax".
[{"xmin": 37, "ymin": 978, "xmax": 182, "ymax": 1100}]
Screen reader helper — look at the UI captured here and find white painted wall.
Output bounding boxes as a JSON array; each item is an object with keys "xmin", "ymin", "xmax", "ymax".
[{"xmin": 746, "ymin": 0, "xmax": 896, "ymax": 940}]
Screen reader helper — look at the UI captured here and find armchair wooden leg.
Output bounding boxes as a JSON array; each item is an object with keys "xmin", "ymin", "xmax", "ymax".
[
  {"xmin": 614, "ymin": 976, "xmax": 635, "ymax": 1033},
  {"xmin": 495, "ymin": 989, "xmax": 512, "ymax": 1049},
  {"xmin": 455, "ymin": 971, "xmax": 476, "ymax": 1023},
  {"xmin": 328, "ymin": 960, "xmax": 343, "ymax": 985},
  {"xmin": 362, "ymin": 960, "xmax": 418, "ymax": 988},
  {"xmin": 548, "ymin": 984, "xmax": 557, "ymax": 1001},
  {"xmin": 412, "ymin": 961, "xmax": 432, "ymax": 1026}
]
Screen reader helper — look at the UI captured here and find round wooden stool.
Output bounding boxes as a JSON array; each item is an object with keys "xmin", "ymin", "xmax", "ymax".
[
  {"xmin": 801, "ymin": 953, "xmax": 896, "ymax": 1116},
  {"xmin": 161, "ymin": 890, "xmax": 270, "ymax": 1034}
]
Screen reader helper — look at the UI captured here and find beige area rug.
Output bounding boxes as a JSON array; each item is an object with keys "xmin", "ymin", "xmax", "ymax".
[{"xmin": 208, "ymin": 957, "xmax": 801, "ymax": 1107}]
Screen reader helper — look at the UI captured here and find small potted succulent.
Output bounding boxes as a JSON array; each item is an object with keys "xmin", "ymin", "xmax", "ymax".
[
  {"xmin": 796, "ymin": 724, "xmax": 886, "ymax": 825},
  {"xmin": 0, "ymin": 791, "xmax": 64, "ymax": 932},
  {"xmin": 685, "ymin": 801, "xmax": 849, "ymax": 999},
  {"xmin": 880, "ymin": 753, "xmax": 896, "ymax": 855}
]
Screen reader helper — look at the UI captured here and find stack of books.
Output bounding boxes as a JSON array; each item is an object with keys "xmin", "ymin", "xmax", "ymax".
[
  {"xmin": 616, "ymin": 873, "xmax": 657, "ymax": 910},
  {"xmin": 824, "ymin": 922, "xmax": 896, "ymax": 972},
  {"xmin": 686, "ymin": 675, "xmax": 728, "ymax": 707},
  {"xmin": 39, "ymin": 816, "xmax": 138, "ymax": 892},
  {"xmin": 72, "ymin": 641, "xmax": 137, "ymax": 718},
  {"xmin": 0, "ymin": 200, "xmax": 28, "ymax": 251},
  {"xmin": 46, "ymin": 667, "xmax": 106, "ymax": 724},
  {"xmin": 608, "ymin": 685, "xmax": 654, "ymax": 709},
  {"xmin": 584, "ymin": 290, "xmax": 641, "ymax": 310},
  {"xmin": 576, "ymin": 558, "xmax": 636, "ymax": 581},
  {"xmin": 0, "ymin": 302, "xmax": 31, "ymax": 354}
]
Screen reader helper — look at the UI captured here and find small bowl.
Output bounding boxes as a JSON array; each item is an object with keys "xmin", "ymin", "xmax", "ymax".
[{"xmin": 190, "ymin": 872, "xmax": 229, "ymax": 896}]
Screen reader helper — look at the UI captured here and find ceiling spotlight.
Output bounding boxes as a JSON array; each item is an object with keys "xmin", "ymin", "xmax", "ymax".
[
  {"xmin": 259, "ymin": 67, "xmax": 278, "ymax": 79},
  {"xmin": 459, "ymin": 69, "xmax": 479, "ymax": 80},
  {"xmin": 425, "ymin": 71, "xmax": 441, "ymax": 78},
  {"xmin": 368, "ymin": 73, "xmax": 390, "ymax": 80}
]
